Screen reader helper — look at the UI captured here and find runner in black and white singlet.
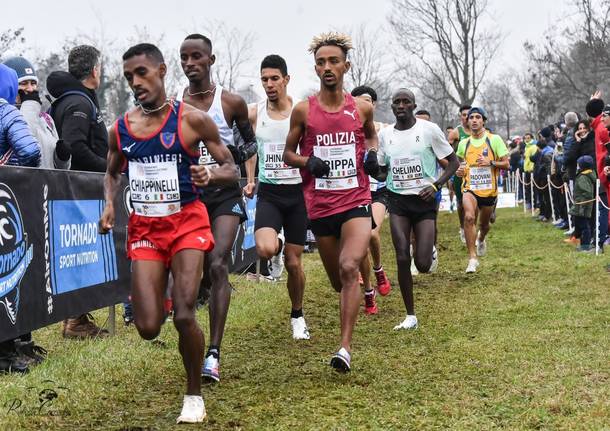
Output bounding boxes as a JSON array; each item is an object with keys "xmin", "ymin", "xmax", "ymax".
[
  {"xmin": 376, "ymin": 89, "xmax": 458, "ymax": 330},
  {"xmin": 243, "ymin": 55, "xmax": 310, "ymax": 340},
  {"xmin": 180, "ymin": 34, "xmax": 257, "ymax": 383},
  {"xmin": 99, "ymin": 44, "xmax": 239, "ymax": 423}
]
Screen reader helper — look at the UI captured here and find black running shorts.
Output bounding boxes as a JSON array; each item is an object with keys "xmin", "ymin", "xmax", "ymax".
[
  {"xmin": 371, "ymin": 187, "xmax": 388, "ymax": 207},
  {"xmin": 201, "ymin": 183, "xmax": 247, "ymax": 223},
  {"xmin": 254, "ymin": 182, "xmax": 308, "ymax": 246},
  {"xmin": 310, "ymin": 204, "xmax": 373, "ymax": 238},
  {"xmin": 387, "ymin": 191, "xmax": 437, "ymax": 224},
  {"xmin": 464, "ymin": 190, "xmax": 497, "ymax": 208}
]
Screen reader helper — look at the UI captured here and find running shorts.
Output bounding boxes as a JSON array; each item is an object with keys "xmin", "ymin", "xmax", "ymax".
[
  {"xmin": 127, "ymin": 200, "xmax": 215, "ymax": 267},
  {"xmin": 387, "ymin": 191, "xmax": 437, "ymax": 224},
  {"xmin": 465, "ymin": 190, "xmax": 497, "ymax": 207},
  {"xmin": 201, "ymin": 183, "xmax": 247, "ymax": 223},
  {"xmin": 310, "ymin": 204, "xmax": 373, "ymax": 238},
  {"xmin": 255, "ymin": 182, "xmax": 308, "ymax": 246},
  {"xmin": 371, "ymin": 187, "xmax": 388, "ymax": 207}
]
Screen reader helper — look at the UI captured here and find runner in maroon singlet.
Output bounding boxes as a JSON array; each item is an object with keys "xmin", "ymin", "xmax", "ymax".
[{"xmin": 284, "ymin": 32, "xmax": 380, "ymax": 372}]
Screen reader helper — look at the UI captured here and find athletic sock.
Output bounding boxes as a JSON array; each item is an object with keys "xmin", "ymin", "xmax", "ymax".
[
  {"xmin": 290, "ymin": 309, "xmax": 303, "ymax": 319},
  {"xmin": 206, "ymin": 346, "xmax": 220, "ymax": 359},
  {"xmin": 373, "ymin": 266, "xmax": 383, "ymax": 273}
]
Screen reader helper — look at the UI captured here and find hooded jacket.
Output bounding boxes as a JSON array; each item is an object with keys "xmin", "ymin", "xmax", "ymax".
[
  {"xmin": 563, "ymin": 129, "xmax": 595, "ymax": 180},
  {"xmin": 570, "ymin": 168, "xmax": 597, "ymax": 218},
  {"xmin": 47, "ymin": 71, "xmax": 107, "ymax": 172},
  {"xmin": 0, "ymin": 64, "xmax": 41, "ymax": 167}
]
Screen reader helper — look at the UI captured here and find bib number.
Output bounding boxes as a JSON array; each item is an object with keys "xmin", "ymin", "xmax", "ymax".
[
  {"xmin": 469, "ymin": 166, "xmax": 493, "ymax": 191},
  {"xmin": 199, "ymin": 142, "xmax": 218, "ymax": 169},
  {"xmin": 263, "ymin": 142, "xmax": 300, "ymax": 180},
  {"xmin": 129, "ymin": 160, "xmax": 181, "ymax": 217},
  {"xmin": 313, "ymin": 144, "xmax": 358, "ymax": 190},
  {"xmin": 391, "ymin": 156, "xmax": 424, "ymax": 190}
]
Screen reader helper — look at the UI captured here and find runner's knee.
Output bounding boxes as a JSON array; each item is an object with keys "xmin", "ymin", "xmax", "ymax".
[
  {"xmin": 338, "ymin": 258, "xmax": 359, "ymax": 284},
  {"xmin": 172, "ymin": 308, "xmax": 196, "ymax": 329},
  {"xmin": 135, "ymin": 319, "xmax": 162, "ymax": 340},
  {"xmin": 208, "ymin": 257, "xmax": 229, "ymax": 284},
  {"xmin": 415, "ymin": 255, "xmax": 432, "ymax": 273},
  {"xmin": 284, "ymin": 253, "xmax": 302, "ymax": 275},
  {"xmin": 256, "ymin": 242, "xmax": 277, "ymax": 259},
  {"xmin": 464, "ymin": 212, "xmax": 476, "ymax": 225}
]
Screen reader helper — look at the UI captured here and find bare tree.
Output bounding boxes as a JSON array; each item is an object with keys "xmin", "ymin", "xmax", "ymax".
[
  {"xmin": 0, "ymin": 28, "xmax": 26, "ymax": 60},
  {"xmin": 389, "ymin": 0, "xmax": 503, "ymax": 106},
  {"xmin": 481, "ymin": 72, "xmax": 525, "ymax": 137}
]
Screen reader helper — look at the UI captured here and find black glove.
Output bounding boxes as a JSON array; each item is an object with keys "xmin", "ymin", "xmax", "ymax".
[
  {"xmin": 55, "ymin": 139, "xmax": 71, "ymax": 162},
  {"xmin": 363, "ymin": 149, "xmax": 380, "ymax": 176},
  {"xmin": 227, "ymin": 144, "xmax": 247, "ymax": 165},
  {"xmin": 306, "ymin": 155, "xmax": 330, "ymax": 178},
  {"xmin": 18, "ymin": 90, "xmax": 42, "ymax": 104}
]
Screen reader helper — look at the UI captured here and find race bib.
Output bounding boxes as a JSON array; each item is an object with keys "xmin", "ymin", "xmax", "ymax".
[
  {"xmin": 370, "ymin": 176, "xmax": 379, "ymax": 192},
  {"xmin": 313, "ymin": 144, "xmax": 358, "ymax": 190},
  {"xmin": 469, "ymin": 166, "xmax": 493, "ymax": 191},
  {"xmin": 263, "ymin": 142, "xmax": 300, "ymax": 181},
  {"xmin": 391, "ymin": 156, "xmax": 424, "ymax": 190},
  {"xmin": 129, "ymin": 160, "xmax": 181, "ymax": 217},
  {"xmin": 198, "ymin": 142, "xmax": 218, "ymax": 169}
]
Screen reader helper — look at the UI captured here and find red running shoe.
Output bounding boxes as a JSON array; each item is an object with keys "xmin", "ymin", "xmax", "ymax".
[
  {"xmin": 364, "ymin": 290, "xmax": 378, "ymax": 315},
  {"xmin": 374, "ymin": 268, "xmax": 391, "ymax": 296}
]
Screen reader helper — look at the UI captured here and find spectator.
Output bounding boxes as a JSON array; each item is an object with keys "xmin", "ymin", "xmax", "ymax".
[
  {"xmin": 0, "ymin": 63, "xmax": 42, "ymax": 373},
  {"xmin": 561, "ymin": 112, "xmax": 579, "ymax": 181},
  {"xmin": 564, "ymin": 119, "xmax": 596, "ymax": 179},
  {"xmin": 47, "ymin": 45, "xmax": 109, "ymax": 339},
  {"xmin": 3, "ymin": 56, "xmax": 70, "ymax": 169},
  {"xmin": 570, "ymin": 155, "xmax": 597, "ymax": 252},
  {"xmin": 523, "ymin": 132, "xmax": 538, "ymax": 210},
  {"xmin": 531, "ymin": 127, "xmax": 554, "ymax": 221},
  {"xmin": 586, "ymin": 96, "xmax": 609, "ymax": 250}
]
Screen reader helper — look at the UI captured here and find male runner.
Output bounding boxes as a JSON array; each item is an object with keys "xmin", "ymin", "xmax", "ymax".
[
  {"xmin": 99, "ymin": 44, "xmax": 238, "ymax": 423},
  {"xmin": 284, "ymin": 32, "xmax": 379, "ymax": 372},
  {"xmin": 243, "ymin": 54, "xmax": 310, "ymax": 340},
  {"xmin": 351, "ymin": 85, "xmax": 392, "ymax": 315},
  {"xmin": 455, "ymin": 107, "xmax": 509, "ymax": 273},
  {"xmin": 447, "ymin": 105, "xmax": 472, "ymax": 242},
  {"xmin": 179, "ymin": 34, "xmax": 257, "ymax": 382},
  {"xmin": 376, "ymin": 89, "xmax": 458, "ymax": 329}
]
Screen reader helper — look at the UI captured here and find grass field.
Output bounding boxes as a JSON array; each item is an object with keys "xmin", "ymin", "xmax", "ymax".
[{"xmin": 2, "ymin": 207, "xmax": 610, "ymax": 430}]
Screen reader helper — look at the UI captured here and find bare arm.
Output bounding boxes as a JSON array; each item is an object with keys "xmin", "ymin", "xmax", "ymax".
[
  {"xmin": 231, "ymin": 94, "xmax": 257, "ymax": 162},
  {"xmin": 243, "ymin": 104, "xmax": 258, "ymax": 198},
  {"xmin": 99, "ymin": 123, "xmax": 125, "ymax": 233},
  {"xmin": 283, "ymin": 101, "xmax": 309, "ymax": 168},
  {"xmin": 187, "ymin": 110, "xmax": 239, "ymax": 186}
]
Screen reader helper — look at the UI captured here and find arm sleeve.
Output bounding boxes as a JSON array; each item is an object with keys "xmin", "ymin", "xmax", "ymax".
[
  {"xmin": 429, "ymin": 123, "xmax": 453, "ymax": 160},
  {"xmin": 4, "ymin": 105, "xmax": 41, "ymax": 167},
  {"xmin": 377, "ymin": 127, "xmax": 387, "ymax": 166},
  {"xmin": 61, "ymin": 99, "xmax": 107, "ymax": 171}
]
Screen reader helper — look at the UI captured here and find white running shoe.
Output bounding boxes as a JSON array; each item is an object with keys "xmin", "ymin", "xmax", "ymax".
[
  {"xmin": 291, "ymin": 316, "xmax": 310, "ymax": 340},
  {"xmin": 410, "ymin": 244, "xmax": 419, "ymax": 275},
  {"xmin": 269, "ymin": 232, "xmax": 285, "ymax": 279},
  {"xmin": 466, "ymin": 258, "xmax": 479, "ymax": 273},
  {"xmin": 459, "ymin": 228, "xmax": 466, "ymax": 244},
  {"xmin": 394, "ymin": 315, "xmax": 418, "ymax": 330},
  {"xmin": 476, "ymin": 235, "xmax": 487, "ymax": 257},
  {"xmin": 429, "ymin": 246, "xmax": 438, "ymax": 273},
  {"xmin": 176, "ymin": 395, "xmax": 206, "ymax": 423}
]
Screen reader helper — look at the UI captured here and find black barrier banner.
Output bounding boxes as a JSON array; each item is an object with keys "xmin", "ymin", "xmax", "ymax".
[
  {"xmin": 229, "ymin": 181, "xmax": 258, "ymax": 274},
  {"xmin": 0, "ymin": 167, "xmax": 130, "ymax": 342}
]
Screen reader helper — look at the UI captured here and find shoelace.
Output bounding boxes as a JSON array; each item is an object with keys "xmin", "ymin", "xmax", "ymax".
[{"xmin": 364, "ymin": 292, "xmax": 375, "ymax": 307}]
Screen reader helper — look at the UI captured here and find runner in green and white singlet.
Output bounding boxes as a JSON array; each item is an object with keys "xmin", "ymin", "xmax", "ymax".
[{"xmin": 447, "ymin": 105, "xmax": 472, "ymax": 242}]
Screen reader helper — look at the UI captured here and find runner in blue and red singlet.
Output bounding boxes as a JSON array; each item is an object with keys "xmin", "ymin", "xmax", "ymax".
[
  {"xmin": 284, "ymin": 32, "xmax": 380, "ymax": 373},
  {"xmin": 99, "ymin": 43, "xmax": 238, "ymax": 424}
]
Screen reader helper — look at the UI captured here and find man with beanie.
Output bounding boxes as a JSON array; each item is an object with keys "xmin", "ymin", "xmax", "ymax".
[
  {"xmin": 3, "ymin": 56, "xmax": 70, "ymax": 169},
  {"xmin": 570, "ymin": 155, "xmax": 597, "ymax": 252},
  {"xmin": 47, "ymin": 45, "xmax": 109, "ymax": 338},
  {"xmin": 0, "ymin": 63, "xmax": 42, "ymax": 373},
  {"xmin": 586, "ymin": 94, "xmax": 609, "ymax": 250}
]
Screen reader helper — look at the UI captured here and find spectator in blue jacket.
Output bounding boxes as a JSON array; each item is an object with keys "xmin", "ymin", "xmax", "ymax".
[{"xmin": 0, "ymin": 64, "xmax": 40, "ymax": 167}]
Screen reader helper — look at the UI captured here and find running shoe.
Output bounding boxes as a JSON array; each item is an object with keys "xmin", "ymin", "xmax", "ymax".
[
  {"xmin": 393, "ymin": 315, "xmax": 418, "ymax": 330},
  {"xmin": 475, "ymin": 235, "xmax": 487, "ymax": 257},
  {"xmin": 552, "ymin": 218, "xmax": 564, "ymax": 226},
  {"xmin": 459, "ymin": 228, "xmax": 466, "ymax": 244},
  {"xmin": 201, "ymin": 354, "xmax": 220, "ymax": 382},
  {"xmin": 176, "ymin": 395, "xmax": 206, "ymax": 423},
  {"xmin": 466, "ymin": 258, "xmax": 479, "ymax": 273},
  {"xmin": 429, "ymin": 246, "xmax": 438, "ymax": 273},
  {"xmin": 374, "ymin": 267, "xmax": 391, "ymax": 296},
  {"xmin": 363, "ymin": 290, "xmax": 378, "ymax": 315},
  {"xmin": 330, "ymin": 347, "xmax": 351, "ymax": 372},
  {"xmin": 269, "ymin": 232, "xmax": 285, "ymax": 279},
  {"xmin": 291, "ymin": 317, "xmax": 310, "ymax": 340}
]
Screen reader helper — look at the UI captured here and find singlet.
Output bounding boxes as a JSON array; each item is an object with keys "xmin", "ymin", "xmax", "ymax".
[
  {"xmin": 457, "ymin": 125, "xmax": 470, "ymax": 141},
  {"xmin": 457, "ymin": 132, "xmax": 508, "ymax": 198},
  {"xmin": 197, "ymin": 85, "xmax": 234, "ymax": 168},
  {"xmin": 369, "ymin": 121, "xmax": 387, "ymax": 192},
  {"xmin": 299, "ymin": 93, "xmax": 371, "ymax": 219},
  {"xmin": 116, "ymin": 101, "xmax": 199, "ymax": 217},
  {"xmin": 378, "ymin": 119, "xmax": 453, "ymax": 196},
  {"xmin": 256, "ymin": 99, "xmax": 301, "ymax": 185}
]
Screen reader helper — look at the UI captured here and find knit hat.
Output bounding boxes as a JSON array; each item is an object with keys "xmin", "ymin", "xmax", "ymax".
[
  {"xmin": 577, "ymin": 155, "xmax": 594, "ymax": 171},
  {"xmin": 467, "ymin": 106, "xmax": 488, "ymax": 121},
  {"xmin": 2, "ymin": 57, "xmax": 37, "ymax": 83},
  {"xmin": 586, "ymin": 98, "xmax": 604, "ymax": 118},
  {"xmin": 539, "ymin": 127, "xmax": 552, "ymax": 139}
]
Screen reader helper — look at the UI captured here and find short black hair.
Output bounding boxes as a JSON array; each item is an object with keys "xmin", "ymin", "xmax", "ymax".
[
  {"xmin": 68, "ymin": 45, "xmax": 101, "ymax": 81},
  {"xmin": 415, "ymin": 109, "xmax": 431, "ymax": 117},
  {"xmin": 459, "ymin": 104, "xmax": 472, "ymax": 112},
  {"xmin": 122, "ymin": 43, "xmax": 165, "ymax": 64},
  {"xmin": 184, "ymin": 34, "xmax": 213, "ymax": 52},
  {"xmin": 351, "ymin": 85, "xmax": 378, "ymax": 102},
  {"xmin": 260, "ymin": 55, "xmax": 288, "ymax": 76}
]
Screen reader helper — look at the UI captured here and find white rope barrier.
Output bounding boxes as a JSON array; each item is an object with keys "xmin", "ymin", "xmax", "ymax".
[
  {"xmin": 547, "ymin": 175, "xmax": 556, "ymax": 223},
  {"xmin": 595, "ymin": 179, "xmax": 600, "ymax": 256},
  {"xmin": 564, "ymin": 183, "xmax": 572, "ymax": 232},
  {"xmin": 522, "ymin": 172, "xmax": 527, "ymax": 214}
]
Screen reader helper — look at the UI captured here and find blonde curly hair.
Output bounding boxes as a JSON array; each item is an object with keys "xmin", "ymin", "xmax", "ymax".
[{"xmin": 308, "ymin": 32, "xmax": 353, "ymax": 56}]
